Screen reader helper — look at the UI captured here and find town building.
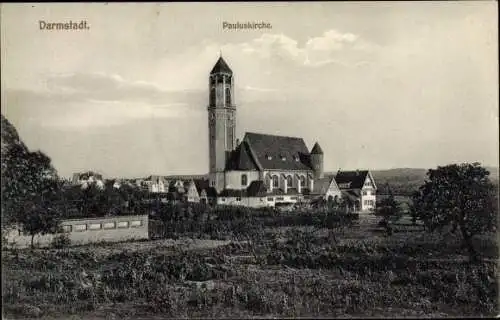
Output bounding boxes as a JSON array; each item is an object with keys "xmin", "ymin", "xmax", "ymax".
[
  {"xmin": 335, "ymin": 170, "xmax": 377, "ymax": 212},
  {"xmin": 72, "ymin": 171, "xmax": 105, "ymax": 190},
  {"xmin": 79, "ymin": 57, "xmax": 377, "ymax": 212},
  {"xmin": 207, "ymin": 56, "xmax": 325, "ymax": 207}
]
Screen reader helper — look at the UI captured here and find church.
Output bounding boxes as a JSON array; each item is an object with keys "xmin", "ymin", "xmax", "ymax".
[{"xmin": 206, "ymin": 56, "xmax": 339, "ymax": 207}]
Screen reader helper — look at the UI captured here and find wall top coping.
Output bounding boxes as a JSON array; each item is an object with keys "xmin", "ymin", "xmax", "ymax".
[{"xmin": 61, "ymin": 214, "xmax": 148, "ymax": 225}]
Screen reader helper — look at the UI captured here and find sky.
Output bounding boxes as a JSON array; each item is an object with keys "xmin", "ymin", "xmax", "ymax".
[{"xmin": 1, "ymin": 2, "xmax": 498, "ymax": 179}]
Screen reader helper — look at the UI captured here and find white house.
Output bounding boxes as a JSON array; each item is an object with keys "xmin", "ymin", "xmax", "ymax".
[{"xmin": 335, "ymin": 170, "xmax": 377, "ymax": 212}]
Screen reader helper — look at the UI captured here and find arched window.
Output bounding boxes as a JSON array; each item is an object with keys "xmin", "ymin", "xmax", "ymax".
[
  {"xmin": 210, "ymin": 87, "xmax": 216, "ymax": 106},
  {"xmin": 299, "ymin": 176, "xmax": 306, "ymax": 188},
  {"xmin": 241, "ymin": 174, "xmax": 247, "ymax": 186},
  {"xmin": 225, "ymin": 87, "xmax": 231, "ymax": 105},
  {"xmin": 286, "ymin": 175, "xmax": 293, "ymax": 188},
  {"xmin": 272, "ymin": 175, "xmax": 279, "ymax": 188}
]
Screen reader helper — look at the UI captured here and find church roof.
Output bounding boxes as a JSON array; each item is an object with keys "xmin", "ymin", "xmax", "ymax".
[
  {"xmin": 311, "ymin": 142, "xmax": 323, "ymax": 155},
  {"xmin": 242, "ymin": 132, "xmax": 313, "ymax": 171},
  {"xmin": 225, "ymin": 141, "xmax": 260, "ymax": 171},
  {"xmin": 335, "ymin": 170, "xmax": 369, "ymax": 190},
  {"xmin": 210, "ymin": 57, "xmax": 232, "ymax": 74}
]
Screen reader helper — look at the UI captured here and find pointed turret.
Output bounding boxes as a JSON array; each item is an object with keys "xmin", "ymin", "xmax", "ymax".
[
  {"xmin": 210, "ymin": 56, "xmax": 232, "ymax": 74},
  {"xmin": 311, "ymin": 142, "xmax": 323, "ymax": 154},
  {"xmin": 310, "ymin": 142, "xmax": 324, "ymax": 179}
]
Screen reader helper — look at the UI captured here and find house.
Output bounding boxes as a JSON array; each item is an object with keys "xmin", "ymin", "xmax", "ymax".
[
  {"xmin": 72, "ymin": 171, "xmax": 105, "ymax": 190},
  {"xmin": 104, "ymin": 178, "xmax": 122, "ymax": 190},
  {"xmin": 206, "ymin": 56, "xmax": 324, "ymax": 207},
  {"xmin": 335, "ymin": 170, "xmax": 377, "ymax": 212},
  {"xmin": 185, "ymin": 180, "xmax": 201, "ymax": 203},
  {"xmin": 193, "ymin": 179, "xmax": 218, "ymax": 205},
  {"xmin": 309, "ymin": 174, "xmax": 342, "ymax": 203},
  {"xmin": 143, "ymin": 175, "xmax": 167, "ymax": 193},
  {"xmin": 216, "ymin": 180, "xmax": 279, "ymax": 208}
]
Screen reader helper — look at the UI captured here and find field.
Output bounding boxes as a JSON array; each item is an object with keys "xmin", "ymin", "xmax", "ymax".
[{"xmin": 2, "ymin": 211, "xmax": 498, "ymax": 319}]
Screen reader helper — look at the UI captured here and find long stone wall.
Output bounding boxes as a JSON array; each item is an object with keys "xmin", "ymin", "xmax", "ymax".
[{"xmin": 4, "ymin": 214, "xmax": 149, "ymax": 248}]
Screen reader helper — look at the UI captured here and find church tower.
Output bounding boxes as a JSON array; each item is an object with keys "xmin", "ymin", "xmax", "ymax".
[
  {"xmin": 310, "ymin": 142, "xmax": 324, "ymax": 179},
  {"xmin": 208, "ymin": 56, "xmax": 236, "ymax": 192}
]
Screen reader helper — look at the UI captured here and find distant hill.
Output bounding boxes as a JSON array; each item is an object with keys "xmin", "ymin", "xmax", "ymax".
[{"xmin": 327, "ymin": 166, "xmax": 498, "ymax": 196}]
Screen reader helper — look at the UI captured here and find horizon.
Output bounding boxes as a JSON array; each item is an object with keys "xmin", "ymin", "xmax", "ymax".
[
  {"xmin": 1, "ymin": 3, "xmax": 498, "ymax": 178},
  {"xmin": 54, "ymin": 164, "xmax": 499, "ymax": 181}
]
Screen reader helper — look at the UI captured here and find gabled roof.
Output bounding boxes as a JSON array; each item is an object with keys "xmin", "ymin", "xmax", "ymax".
[
  {"xmin": 311, "ymin": 175, "xmax": 338, "ymax": 195},
  {"xmin": 311, "ymin": 142, "xmax": 323, "ymax": 155},
  {"xmin": 242, "ymin": 132, "xmax": 313, "ymax": 171},
  {"xmin": 341, "ymin": 190, "xmax": 360, "ymax": 203},
  {"xmin": 246, "ymin": 180, "xmax": 267, "ymax": 197},
  {"xmin": 193, "ymin": 179, "xmax": 217, "ymax": 198},
  {"xmin": 225, "ymin": 141, "xmax": 260, "ymax": 171},
  {"xmin": 335, "ymin": 170, "xmax": 370, "ymax": 190},
  {"xmin": 210, "ymin": 57, "xmax": 232, "ymax": 74},
  {"xmin": 219, "ymin": 189, "xmax": 246, "ymax": 197}
]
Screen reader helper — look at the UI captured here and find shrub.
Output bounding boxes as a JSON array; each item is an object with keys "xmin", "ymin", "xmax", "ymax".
[{"xmin": 51, "ymin": 233, "xmax": 71, "ymax": 249}]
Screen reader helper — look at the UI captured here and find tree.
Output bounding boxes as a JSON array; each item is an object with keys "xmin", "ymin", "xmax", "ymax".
[
  {"xmin": 1, "ymin": 115, "xmax": 60, "ymax": 228},
  {"xmin": 18, "ymin": 201, "xmax": 62, "ymax": 249},
  {"xmin": 412, "ymin": 163, "xmax": 496, "ymax": 261},
  {"xmin": 375, "ymin": 186, "xmax": 402, "ymax": 234}
]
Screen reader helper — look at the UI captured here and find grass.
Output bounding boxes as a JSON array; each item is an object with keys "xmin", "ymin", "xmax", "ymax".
[{"xmin": 1, "ymin": 212, "xmax": 498, "ymax": 319}]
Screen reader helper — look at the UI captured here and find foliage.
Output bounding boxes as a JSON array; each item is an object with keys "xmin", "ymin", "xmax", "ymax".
[
  {"xmin": 56, "ymin": 181, "xmax": 150, "ymax": 219},
  {"xmin": 1, "ymin": 115, "xmax": 64, "ymax": 234},
  {"xmin": 412, "ymin": 163, "xmax": 496, "ymax": 261},
  {"xmin": 2, "ymin": 232, "xmax": 497, "ymax": 318},
  {"xmin": 52, "ymin": 233, "xmax": 71, "ymax": 249},
  {"xmin": 18, "ymin": 201, "xmax": 62, "ymax": 249},
  {"xmin": 151, "ymin": 202, "xmax": 357, "ymax": 242},
  {"xmin": 375, "ymin": 186, "xmax": 403, "ymax": 234}
]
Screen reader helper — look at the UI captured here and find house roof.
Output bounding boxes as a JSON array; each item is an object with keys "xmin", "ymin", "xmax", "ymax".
[
  {"xmin": 311, "ymin": 142, "xmax": 323, "ymax": 155},
  {"xmin": 286, "ymin": 187, "xmax": 300, "ymax": 195},
  {"xmin": 242, "ymin": 132, "xmax": 313, "ymax": 171},
  {"xmin": 225, "ymin": 141, "xmax": 260, "ymax": 171},
  {"xmin": 341, "ymin": 190, "xmax": 361, "ymax": 202},
  {"xmin": 268, "ymin": 188, "xmax": 286, "ymax": 196},
  {"xmin": 164, "ymin": 174, "xmax": 207, "ymax": 180},
  {"xmin": 246, "ymin": 180, "xmax": 267, "ymax": 197},
  {"xmin": 335, "ymin": 170, "xmax": 370, "ymax": 190},
  {"xmin": 311, "ymin": 176, "xmax": 336, "ymax": 195},
  {"xmin": 77, "ymin": 171, "xmax": 103, "ymax": 180},
  {"xmin": 193, "ymin": 179, "xmax": 217, "ymax": 197},
  {"xmin": 210, "ymin": 57, "xmax": 232, "ymax": 74},
  {"xmin": 219, "ymin": 189, "xmax": 246, "ymax": 197}
]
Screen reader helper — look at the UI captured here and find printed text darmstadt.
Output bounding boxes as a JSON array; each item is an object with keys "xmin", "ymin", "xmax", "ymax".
[{"xmin": 39, "ymin": 20, "xmax": 89, "ymax": 30}]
